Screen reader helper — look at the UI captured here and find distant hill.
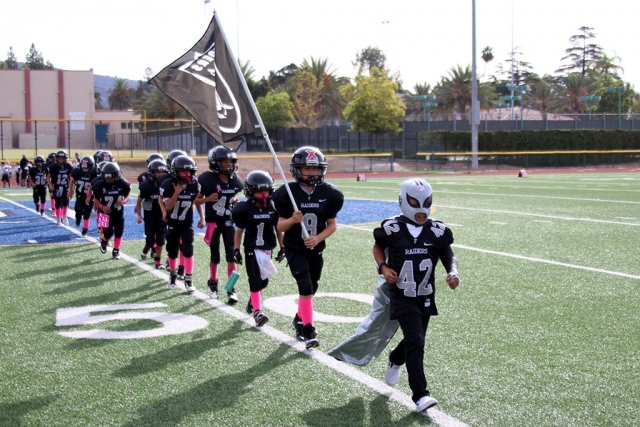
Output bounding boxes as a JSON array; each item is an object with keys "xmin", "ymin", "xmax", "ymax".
[{"xmin": 94, "ymin": 75, "xmax": 143, "ymax": 109}]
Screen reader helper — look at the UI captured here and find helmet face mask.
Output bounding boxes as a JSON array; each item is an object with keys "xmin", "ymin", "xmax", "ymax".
[
  {"xmin": 208, "ymin": 146, "xmax": 238, "ymax": 175},
  {"xmin": 80, "ymin": 156, "xmax": 94, "ymax": 173},
  {"xmin": 35, "ymin": 156, "xmax": 45, "ymax": 168},
  {"xmin": 290, "ymin": 146, "xmax": 327, "ymax": 187},
  {"xmin": 171, "ymin": 155, "xmax": 197, "ymax": 184},
  {"xmin": 56, "ymin": 150, "xmax": 68, "ymax": 164},
  {"xmin": 399, "ymin": 179, "xmax": 433, "ymax": 225},
  {"xmin": 243, "ymin": 170, "xmax": 274, "ymax": 207},
  {"xmin": 101, "ymin": 162, "xmax": 121, "ymax": 183}
]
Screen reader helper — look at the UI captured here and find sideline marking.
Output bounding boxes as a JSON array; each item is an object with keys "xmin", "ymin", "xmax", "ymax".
[{"xmin": 4, "ymin": 197, "xmax": 468, "ymax": 427}]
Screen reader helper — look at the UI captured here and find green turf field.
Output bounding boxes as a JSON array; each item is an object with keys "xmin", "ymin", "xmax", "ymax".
[{"xmin": 1, "ymin": 172, "xmax": 639, "ymax": 426}]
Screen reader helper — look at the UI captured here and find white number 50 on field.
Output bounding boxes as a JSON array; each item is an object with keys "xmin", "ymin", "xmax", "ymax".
[{"xmin": 55, "ymin": 303, "xmax": 208, "ymax": 339}]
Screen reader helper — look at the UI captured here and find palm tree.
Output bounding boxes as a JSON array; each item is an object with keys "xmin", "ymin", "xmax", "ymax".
[
  {"xmin": 300, "ymin": 56, "xmax": 348, "ymax": 122},
  {"xmin": 433, "ymin": 65, "xmax": 496, "ymax": 117},
  {"xmin": 107, "ymin": 78, "xmax": 133, "ymax": 110},
  {"xmin": 481, "ymin": 46, "xmax": 494, "ymax": 78},
  {"xmin": 402, "ymin": 82, "xmax": 432, "ymax": 120},
  {"xmin": 550, "ymin": 73, "xmax": 599, "ymax": 113},
  {"xmin": 139, "ymin": 87, "xmax": 186, "ymax": 120},
  {"xmin": 525, "ymin": 77, "xmax": 556, "ymax": 118},
  {"xmin": 592, "ymin": 52, "xmax": 624, "ymax": 79}
]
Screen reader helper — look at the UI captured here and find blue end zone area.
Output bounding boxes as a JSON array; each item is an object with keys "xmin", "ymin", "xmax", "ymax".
[{"xmin": 0, "ymin": 199, "xmax": 399, "ymax": 246}]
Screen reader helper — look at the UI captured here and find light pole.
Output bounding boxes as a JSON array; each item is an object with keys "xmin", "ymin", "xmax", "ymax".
[
  {"xmin": 606, "ymin": 86, "xmax": 624, "ymax": 129},
  {"xmin": 578, "ymin": 95, "xmax": 601, "ymax": 120},
  {"xmin": 471, "ymin": 0, "xmax": 479, "ymax": 169}
]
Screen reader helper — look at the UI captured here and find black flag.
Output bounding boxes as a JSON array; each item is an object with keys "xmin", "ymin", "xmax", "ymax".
[{"xmin": 149, "ymin": 12, "xmax": 262, "ymax": 151}]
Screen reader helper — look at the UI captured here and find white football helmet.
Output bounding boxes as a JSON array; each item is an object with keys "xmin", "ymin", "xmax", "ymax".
[{"xmin": 399, "ymin": 179, "xmax": 433, "ymax": 222}]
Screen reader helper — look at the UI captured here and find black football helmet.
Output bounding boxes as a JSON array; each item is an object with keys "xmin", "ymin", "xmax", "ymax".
[
  {"xmin": 101, "ymin": 162, "xmax": 121, "ymax": 181},
  {"xmin": 171, "ymin": 155, "xmax": 197, "ymax": 184},
  {"xmin": 147, "ymin": 159, "xmax": 168, "ymax": 180},
  {"xmin": 93, "ymin": 150, "xmax": 104, "ymax": 164},
  {"xmin": 56, "ymin": 150, "xmax": 69, "ymax": 164},
  {"xmin": 208, "ymin": 146, "xmax": 238, "ymax": 175},
  {"xmin": 96, "ymin": 161, "xmax": 108, "ymax": 175},
  {"xmin": 98, "ymin": 150, "xmax": 114, "ymax": 163},
  {"xmin": 48, "ymin": 152, "xmax": 57, "ymax": 162},
  {"xmin": 34, "ymin": 156, "xmax": 45, "ymax": 168},
  {"xmin": 243, "ymin": 170, "xmax": 275, "ymax": 207},
  {"xmin": 80, "ymin": 156, "xmax": 94, "ymax": 173},
  {"xmin": 290, "ymin": 146, "xmax": 327, "ymax": 187},
  {"xmin": 166, "ymin": 150, "xmax": 187, "ymax": 173},
  {"xmin": 146, "ymin": 153, "xmax": 164, "ymax": 167}
]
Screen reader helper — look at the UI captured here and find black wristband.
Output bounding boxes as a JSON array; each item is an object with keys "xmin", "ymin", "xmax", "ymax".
[{"xmin": 376, "ymin": 262, "xmax": 387, "ymax": 274}]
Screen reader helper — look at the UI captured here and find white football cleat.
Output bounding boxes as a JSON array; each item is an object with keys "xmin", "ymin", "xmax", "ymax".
[{"xmin": 415, "ymin": 395, "xmax": 438, "ymax": 412}]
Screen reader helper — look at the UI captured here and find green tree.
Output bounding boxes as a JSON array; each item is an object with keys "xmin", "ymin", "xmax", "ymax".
[
  {"xmin": 340, "ymin": 67, "xmax": 406, "ymax": 148},
  {"xmin": 300, "ymin": 56, "xmax": 348, "ymax": 121},
  {"xmin": 107, "ymin": 78, "xmax": 133, "ymax": 110},
  {"xmin": 239, "ymin": 59, "xmax": 270, "ymax": 100},
  {"xmin": 550, "ymin": 72, "xmax": 599, "ymax": 113},
  {"xmin": 525, "ymin": 76, "xmax": 556, "ymax": 118},
  {"xmin": 268, "ymin": 63, "xmax": 298, "ymax": 90},
  {"xmin": 139, "ymin": 87, "xmax": 187, "ymax": 120},
  {"xmin": 595, "ymin": 79, "xmax": 633, "ymax": 114},
  {"xmin": 433, "ymin": 65, "xmax": 495, "ymax": 115},
  {"xmin": 352, "ymin": 46, "xmax": 386, "ymax": 74},
  {"xmin": 25, "ymin": 43, "xmax": 53, "ymax": 70},
  {"xmin": 496, "ymin": 49, "xmax": 536, "ymax": 86},
  {"xmin": 6, "ymin": 47, "xmax": 18, "ymax": 69},
  {"xmin": 591, "ymin": 52, "xmax": 624, "ymax": 80},
  {"xmin": 94, "ymin": 89, "xmax": 104, "ymax": 110},
  {"xmin": 255, "ymin": 91, "xmax": 294, "ymax": 134},
  {"xmin": 290, "ymin": 69, "xmax": 322, "ymax": 127},
  {"xmin": 556, "ymin": 26, "xmax": 603, "ymax": 76},
  {"xmin": 481, "ymin": 46, "xmax": 494, "ymax": 78},
  {"xmin": 402, "ymin": 83, "xmax": 433, "ymax": 120}
]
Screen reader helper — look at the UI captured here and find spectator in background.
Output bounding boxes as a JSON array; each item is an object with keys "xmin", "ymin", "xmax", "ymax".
[{"xmin": 20, "ymin": 155, "xmax": 29, "ymax": 187}]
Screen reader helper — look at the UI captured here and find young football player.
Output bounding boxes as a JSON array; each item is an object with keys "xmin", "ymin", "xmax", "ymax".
[
  {"xmin": 91, "ymin": 162, "xmax": 131, "ymax": 259},
  {"xmin": 161, "ymin": 150, "xmax": 188, "ymax": 277},
  {"xmin": 160, "ymin": 155, "xmax": 204, "ymax": 292},
  {"xmin": 47, "ymin": 150, "xmax": 74, "ymax": 226},
  {"xmin": 28, "ymin": 156, "xmax": 47, "ymax": 213},
  {"xmin": 272, "ymin": 146, "xmax": 344, "ymax": 349},
  {"xmin": 195, "ymin": 146, "xmax": 243, "ymax": 304},
  {"xmin": 136, "ymin": 159, "xmax": 168, "ymax": 269},
  {"xmin": 138, "ymin": 153, "xmax": 164, "ymax": 184},
  {"xmin": 2, "ymin": 162, "xmax": 12, "ymax": 188},
  {"xmin": 231, "ymin": 170, "xmax": 285, "ymax": 327},
  {"xmin": 373, "ymin": 178, "xmax": 460, "ymax": 412},
  {"xmin": 68, "ymin": 156, "xmax": 97, "ymax": 235}
]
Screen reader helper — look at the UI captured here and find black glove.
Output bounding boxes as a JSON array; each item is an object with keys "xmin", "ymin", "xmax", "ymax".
[
  {"xmin": 275, "ymin": 247, "xmax": 286, "ymax": 263},
  {"xmin": 233, "ymin": 248, "xmax": 243, "ymax": 265}
]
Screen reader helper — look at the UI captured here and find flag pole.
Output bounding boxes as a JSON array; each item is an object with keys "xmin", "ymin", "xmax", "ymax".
[{"xmin": 213, "ymin": 12, "xmax": 309, "ymax": 239}]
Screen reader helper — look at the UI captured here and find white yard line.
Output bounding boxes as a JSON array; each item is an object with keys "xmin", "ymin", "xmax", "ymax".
[{"xmin": 1, "ymin": 196, "xmax": 468, "ymax": 427}]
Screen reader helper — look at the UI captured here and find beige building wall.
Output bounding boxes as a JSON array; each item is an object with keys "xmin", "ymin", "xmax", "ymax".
[{"xmin": 0, "ymin": 69, "xmax": 140, "ymax": 151}]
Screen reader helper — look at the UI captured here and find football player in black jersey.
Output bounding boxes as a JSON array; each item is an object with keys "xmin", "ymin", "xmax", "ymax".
[
  {"xmin": 29, "ymin": 156, "xmax": 48, "ymax": 215},
  {"xmin": 138, "ymin": 153, "xmax": 164, "ymax": 184},
  {"xmin": 195, "ymin": 146, "xmax": 244, "ymax": 303},
  {"xmin": 160, "ymin": 155, "xmax": 204, "ymax": 292},
  {"xmin": 92, "ymin": 162, "xmax": 131, "ymax": 259},
  {"xmin": 136, "ymin": 159, "xmax": 168, "ymax": 269},
  {"xmin": 231, "ymin": 170, "xmax": 284, "ymax": 326},
  {"xmin": 272, "ymin": 146, "xmax": 344, "ymax": 349},
  {"xmin": 47, "ymin": 150, "xmax": 74, "ymax": 226},
  {"xmin": 373, "ymin": 178, "xmax": 460, "ymax": 413},
  {"xmin": 68, "ymin": 156, "xmax": 97, "ymax": 235},
  {"xmin": 160, "ymin": 150, "xmax": 188, "ymax": 276}
]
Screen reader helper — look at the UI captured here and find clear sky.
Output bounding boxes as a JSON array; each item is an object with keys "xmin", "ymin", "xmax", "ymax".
[{"xmin": 2, "ymin": 0, "xmax": 636, "ymax": 91}]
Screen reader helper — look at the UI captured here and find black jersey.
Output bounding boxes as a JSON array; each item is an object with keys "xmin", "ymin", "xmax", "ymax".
[
  {"xmin": 373, "ymin": 216, "xmax": 454, "ymax": 318},
  {"xmin": 160, "ymin": 178, "xmax": 200, "ymax": 225},
  {"xmin": 70, "ymin": 167, "xmax": 97, "ymax": 199},
  {"xmin": 92, "ymin": 178, "xmax": 132, "ymax": 217},
  {"xmin": 197, "ymin": 171, "xmax": 243, "ymax": 223},
  {"xmin": 272, "ymin": 181, "xmax": 344, "ymax": 252},
  {"xmin": 48, "ymin": 162, "xmax": 74, "ymax": 191},
  {"xmin": 232, "ymin": 200, "xmax": 279, "ymax": 250},
  {"xmin": 138, "ymin": 179, "xmax": 163, "ymax": 217},
  {"xmin": 29, "ymin": 167, "xmax": 48, "ymax": 188},
  {"xmin": 138, "ymin": 171, "xmax": 152, "ymax": 184}
]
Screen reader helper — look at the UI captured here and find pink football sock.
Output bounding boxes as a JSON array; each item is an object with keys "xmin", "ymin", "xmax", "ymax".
[
  {"xmin": 298, "ymin": 298, "xmax": 314, "ymax": 326},
  {"xmin": 250, "ymin": 291, "xmax": 262, "ymax": 312},
  {"xmin": 83, "ymin": 219, "xmax": 90, "ymax": 229},
  {"xmin": 168, "ymin": 257, "xmax": 178, "ymax": 271},
  {"xmin": 210, "ymin": 262, "xmax": 218, "ymax": 281},
  {"xmin": 40, "ymin": 203, "xmax": 46, "ymax": 212},
  {"xmin": 180, "ymin": 252, "xmax": 185, "ymax": 269},
  {"xmin": 184, "ymin": 257, "xmax": 194, "ymax": 275},
  {"xmin": 51, "ymin": 199, "xmax": 56, "ymax": 210},
  {"xmin": 114, "ymin": 237, "xmax": 122, "ymax": 250},
  {"xmin": 227, "ymin": 264, "xmax": 236, "ymax": 278}
]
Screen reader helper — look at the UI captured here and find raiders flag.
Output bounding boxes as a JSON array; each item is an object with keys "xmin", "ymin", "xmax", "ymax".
[{"xmin": 149, "ymin": 12, "xmax": 262, "ymax": 151}]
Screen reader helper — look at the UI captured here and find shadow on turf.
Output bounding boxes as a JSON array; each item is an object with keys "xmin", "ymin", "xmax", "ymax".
[
  {"xmin": 120, "ymin": 342, "xmax": 308, "ymax": 427},
  {"xmin": 0, "ymin": 395, "xmax": 59, "ymax": 426},
  {"xmin": 113, "ymin": 320, "xmax": 247, "ymax": 378},
  {"xmin": 301, "ymin": 394, "xmax": 432, "ymax": 427}
]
